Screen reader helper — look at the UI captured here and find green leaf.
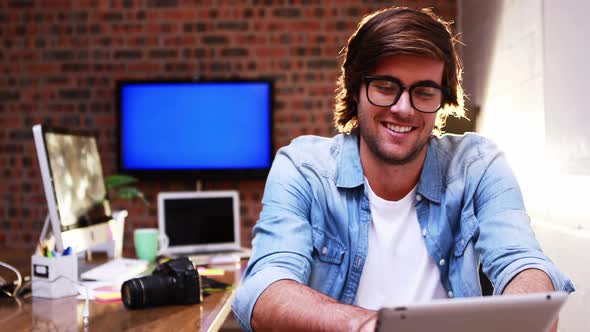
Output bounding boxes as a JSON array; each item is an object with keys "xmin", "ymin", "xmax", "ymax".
[
  {"xmin": 112, "ymin": 186, "xmax": 150, "ymax": 206},
  {"xmin": 105, "ymin": 174, "xmax": 138, "ymax": 190}
]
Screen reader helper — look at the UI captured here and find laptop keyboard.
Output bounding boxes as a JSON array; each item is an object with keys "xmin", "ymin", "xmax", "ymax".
[{"xmin": 185, "ymin": 248, "xmax": 251, "ymax": 266}]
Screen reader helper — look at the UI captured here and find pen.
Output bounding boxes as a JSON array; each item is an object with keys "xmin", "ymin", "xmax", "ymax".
[{"xmin": 40, "ymin": 242, "xmax": 48, "ymax": 257}]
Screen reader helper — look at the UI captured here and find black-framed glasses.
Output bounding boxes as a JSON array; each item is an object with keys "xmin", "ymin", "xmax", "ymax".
[{"xmin": 364, "ymin": 76, "xmax": 449, "ymax": 113}]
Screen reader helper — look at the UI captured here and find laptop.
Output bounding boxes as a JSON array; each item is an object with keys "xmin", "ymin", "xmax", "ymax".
[
  {"xmin": 376, "ymin": 291, "xmax": 568, "ymax": 332},
  {"xmin": 157, "ymin": 190, "xmax": 251, "ymax": 265}
]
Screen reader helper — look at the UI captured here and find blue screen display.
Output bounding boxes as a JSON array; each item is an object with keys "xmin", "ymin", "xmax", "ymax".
[{"xmin": 120, "ymin": 82, "xmax": 272, "ymax": 172}]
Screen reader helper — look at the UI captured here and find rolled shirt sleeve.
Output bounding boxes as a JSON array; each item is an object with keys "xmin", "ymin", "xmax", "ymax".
[
  {"xmin": 232, "ymin": 148, "xmax": 315, "ymax": 331},
  {"xmin": 492, "ymin": 257, "xmax": 575, "ymax": 295},
  {"xmin": 232, "ymin": 256, "xmax": 310, "ymax": 331}
]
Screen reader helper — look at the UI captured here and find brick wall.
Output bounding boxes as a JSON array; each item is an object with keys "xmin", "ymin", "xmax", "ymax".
[{"xmin": 0, "ymin": 0, "xmax": 456, "ymax": 251}]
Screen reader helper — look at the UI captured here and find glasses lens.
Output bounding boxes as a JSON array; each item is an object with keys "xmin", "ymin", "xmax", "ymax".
[
  {"xmin": 367, "ymin": 79, "xmax": 401, "ymax": 107},
  {"xmin": 411, "ymin": 85, "xmax": 443, "ymax": 113}
]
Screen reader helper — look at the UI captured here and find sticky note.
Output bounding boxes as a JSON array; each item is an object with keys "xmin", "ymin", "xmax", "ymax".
[
  {"xmin": 95, "ymin": 292, "xmax": 122, "ymax": 303},
  {"xmin": 197, "ymin": 268, "xmax": 225, "ymax": 276}
]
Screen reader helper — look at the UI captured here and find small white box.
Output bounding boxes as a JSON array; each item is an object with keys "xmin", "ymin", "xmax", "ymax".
[{"xmin": 31, "ymin": 254, "xmax": 79, "ymax": 298}]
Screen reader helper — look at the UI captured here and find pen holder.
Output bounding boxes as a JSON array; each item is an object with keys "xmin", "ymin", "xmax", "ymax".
[{"xmin": 31, "ymin": 253, "xmax": 79, "ymax": 298}]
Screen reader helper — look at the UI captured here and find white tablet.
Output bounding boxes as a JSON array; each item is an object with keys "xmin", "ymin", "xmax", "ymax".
[{"xmin": 376, "ymin": 291, "xmax": 568, "ymax": 332}]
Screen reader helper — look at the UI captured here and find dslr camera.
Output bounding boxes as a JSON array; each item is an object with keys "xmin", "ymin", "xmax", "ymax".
[{"xmin": 121, "ymin": 257, "xmax": 202, "ymax": 309}]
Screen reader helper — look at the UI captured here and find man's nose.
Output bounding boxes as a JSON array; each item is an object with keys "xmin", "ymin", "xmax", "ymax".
[{"xmin": 389, "ymin": 90, "xmax": 413, "ymax": 115}]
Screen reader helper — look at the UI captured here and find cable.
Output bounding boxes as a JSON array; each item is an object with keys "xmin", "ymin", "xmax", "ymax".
[
  {"xmin": 33, "ymin": 274, "xmax": 91, "ymax": 327},
  {"xmin": 15, "ymin": 277, "xmax": 31, "ymax": 297},
  {"xmin": 0, "ymin": 261, "xmax": 23, "ymax": 299},
  {"xmin": 83, "ymin": 288, "xmax": 90, "ymax": 326}
]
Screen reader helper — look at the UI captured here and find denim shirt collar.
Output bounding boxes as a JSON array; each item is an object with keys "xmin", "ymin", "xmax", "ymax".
[
  {"xmin": 417, "ymin": 138, "xmax": 443, "ymax": 203},
  {"xmin": 336, "ymin": 132, "xmax": 443, "ymax": 203},
  {"xmin": 336, "ymin": 133, "xmax": 364, "ymax": 188}
]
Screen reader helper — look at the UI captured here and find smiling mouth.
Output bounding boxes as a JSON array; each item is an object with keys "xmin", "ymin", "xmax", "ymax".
[{"xmin": 384, "ymin": 122, "xmax": 414, "ymax": 133}]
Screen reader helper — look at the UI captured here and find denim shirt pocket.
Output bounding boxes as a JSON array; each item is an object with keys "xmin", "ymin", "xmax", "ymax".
[
  {"xmin": 309, "ymin": 227, "xmax": 346, "ymax": 296},
  {"xmin": 312, "ymin": 227, "xmax": 346, "ymax": 264},
  {"xmin": 453, "ymin": 212, "xmax": 478, "ymax": 256}
]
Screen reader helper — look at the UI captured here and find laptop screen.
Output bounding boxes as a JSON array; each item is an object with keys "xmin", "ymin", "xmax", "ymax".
[
  {"xmin": 164, "ymin": 196, "xmax": 235, "ymax": 246},
  {"xmin": 158, "ymin": 191, "xmax": 240, "ymax": 253}
]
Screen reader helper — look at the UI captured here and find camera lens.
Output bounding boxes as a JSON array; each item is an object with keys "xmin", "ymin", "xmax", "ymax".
[{"xmin": 121, "ymin": 275, "xmax": 178, "ymax": 309}]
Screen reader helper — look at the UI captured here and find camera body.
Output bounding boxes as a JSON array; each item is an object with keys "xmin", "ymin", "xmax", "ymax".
[{"xmin": 122, "ymin": 257, "xmax": 202, "ymax": 309}]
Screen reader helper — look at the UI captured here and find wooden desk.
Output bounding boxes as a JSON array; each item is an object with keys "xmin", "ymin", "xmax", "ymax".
[{"xmin": 0, "ymin": 249, "xmax": 242, "ymax": 331}]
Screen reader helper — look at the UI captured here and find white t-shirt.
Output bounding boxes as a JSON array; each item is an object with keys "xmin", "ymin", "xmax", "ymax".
[{"xmin": 354, "ymin": 180, "xmax": 447, "ymax": 310}]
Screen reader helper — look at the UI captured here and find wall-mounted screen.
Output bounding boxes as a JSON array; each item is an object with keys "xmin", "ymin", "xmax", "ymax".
[{"xmin": 117, "ymin": 79, "xmax": 273, "ymax": 179}]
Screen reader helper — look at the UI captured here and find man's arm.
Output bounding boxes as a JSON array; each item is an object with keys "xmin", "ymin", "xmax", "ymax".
[
  {"xmin": 502, "ymin": 268, "xmax": 555, "ymax": 295},
  {"xmin": 252, "ymin": 280, "xmax": 377, "ymax": 332},
  {"xmin": 502, "ymin": 268, "xmax": 558, "ymax": 332},
  {"xmin": 232, "ymin": 145, "xmax": 370, "ymax": 331}
]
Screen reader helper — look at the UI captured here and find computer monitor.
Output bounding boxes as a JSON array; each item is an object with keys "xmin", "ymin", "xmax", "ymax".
[
  {"xmin": 33, "ymin": 124, "xmax": 117, "ymax": 253},
  {"xmin": 117, "ymin": 79, "xmax": 274, "ymax": 180}
]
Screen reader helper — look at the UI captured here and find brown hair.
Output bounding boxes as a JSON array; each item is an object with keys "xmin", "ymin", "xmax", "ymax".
[{"xmin": 334, "ymin": 7, "xmax": 465, "ymax": 135}]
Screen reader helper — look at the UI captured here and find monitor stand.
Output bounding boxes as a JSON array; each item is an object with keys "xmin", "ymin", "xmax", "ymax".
[
  {"xmin": 36, "ymin": 210, "xmax": 127, "ymax": 259},
  {"xmin": 87, "ymin": 210, "xmax": 127, "ymax": 259}
]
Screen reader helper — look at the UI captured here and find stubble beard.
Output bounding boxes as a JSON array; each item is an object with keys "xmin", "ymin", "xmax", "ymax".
[{"xmin": 358, "ymin": 118, "xmax": 431, "ymax": 166}]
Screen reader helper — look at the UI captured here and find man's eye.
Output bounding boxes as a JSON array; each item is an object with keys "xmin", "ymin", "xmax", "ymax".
[
  {"xmin": 375, "ymin": 85, "xmax": 393, "ymax": 91},
  {"xmin": 416, "ymin": 91, "xmax": 435, "ymax": 98},
  {"xmin": 414, "ymin": 87, "xmax": 438, "ymax": 99},
  {"xmin": 373, "ymin": 82, "xmax": 397, "ymax": 93}
]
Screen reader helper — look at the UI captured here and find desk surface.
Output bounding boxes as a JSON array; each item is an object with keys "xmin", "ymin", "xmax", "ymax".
[{"xmin": 0, "ymin": 249, "xmax": 242, "ymax": 332}]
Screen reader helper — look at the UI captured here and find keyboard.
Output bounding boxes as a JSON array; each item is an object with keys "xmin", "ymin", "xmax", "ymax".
[
  {"xmin": 188, "ymin": 248, "xmax": 252, "ymax": 266},
  {"xmin": 80, "ymin": 258, "xmax": 149, "ymax": 282}
]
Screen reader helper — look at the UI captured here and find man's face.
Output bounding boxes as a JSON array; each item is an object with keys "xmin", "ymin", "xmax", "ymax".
[{"xmin": 357, "ymin": 54, "xmax": 444, "ymax": 165}]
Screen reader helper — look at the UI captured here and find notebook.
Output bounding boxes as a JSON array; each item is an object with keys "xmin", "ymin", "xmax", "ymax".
[
  {"xmin": 376, "ymin": 291, "xmax": 568, "ymax": 332},
  {"xmin": 157, "ymin": 191, "xmax": 251, "ymax": 265}
]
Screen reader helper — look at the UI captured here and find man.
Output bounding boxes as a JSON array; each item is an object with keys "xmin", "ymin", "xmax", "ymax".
[{"xmin": 232, "ymin": 7, "xmax": 574, "ymax": 332}]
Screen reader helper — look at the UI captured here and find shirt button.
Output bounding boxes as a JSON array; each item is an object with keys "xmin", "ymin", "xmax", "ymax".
[
  {"xmin": 422, "ymin": 228, "xmax": 427, "ymax": 237},
  {"xmin": 416, "ymin": 194, "xmax": 422, "ymax": 202},
  {"xmin": 439, "ymin": 259, "xmax": 446, "ymax": 266},
  {"xmin": 448, "ymin": 291, "xmax": 454, "ymax": 298},
  {"xmin": 321, "ymin": 247, "xmax": 328, "ymax": 255},
  {"xmin": 460, "ymin": 239, "xmax": 465, "ymax": 246}
]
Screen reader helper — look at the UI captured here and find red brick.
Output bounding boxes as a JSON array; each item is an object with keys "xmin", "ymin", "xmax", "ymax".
[
  {"xmin": 126, "ymin": 62, "xmax": 162, "ymax": 72},
  {"xmin": 255, "ymin": 47, "xmax": 288, "ymax": 58},
  {"xmin": 163, "ymin": 35, "xmax": 197, "ymax": 47},
  {"xmin": 289, "ymin": 21, "xmax": 322, "ymax": 31},
  {"xmin": 161, "ymin": 10, "xmax": 198, "ymax": 21}
]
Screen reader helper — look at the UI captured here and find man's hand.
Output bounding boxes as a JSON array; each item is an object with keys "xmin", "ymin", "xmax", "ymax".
[
  {"xmin": 356, "ymin": 312, "xmax": 378, "ymax": 332},
  {"xmin": 502, "ymin": 268, "xmax": 557, "ymax": 332},
  {"xmin": 252, "ymin": 280, "xmax": 377, "ymax": 331}
]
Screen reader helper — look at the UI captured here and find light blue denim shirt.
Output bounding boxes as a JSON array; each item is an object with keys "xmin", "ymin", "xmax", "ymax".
[{"xmin": 232, "ymin": 132, "xmax": 574, "ymax": 331}]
